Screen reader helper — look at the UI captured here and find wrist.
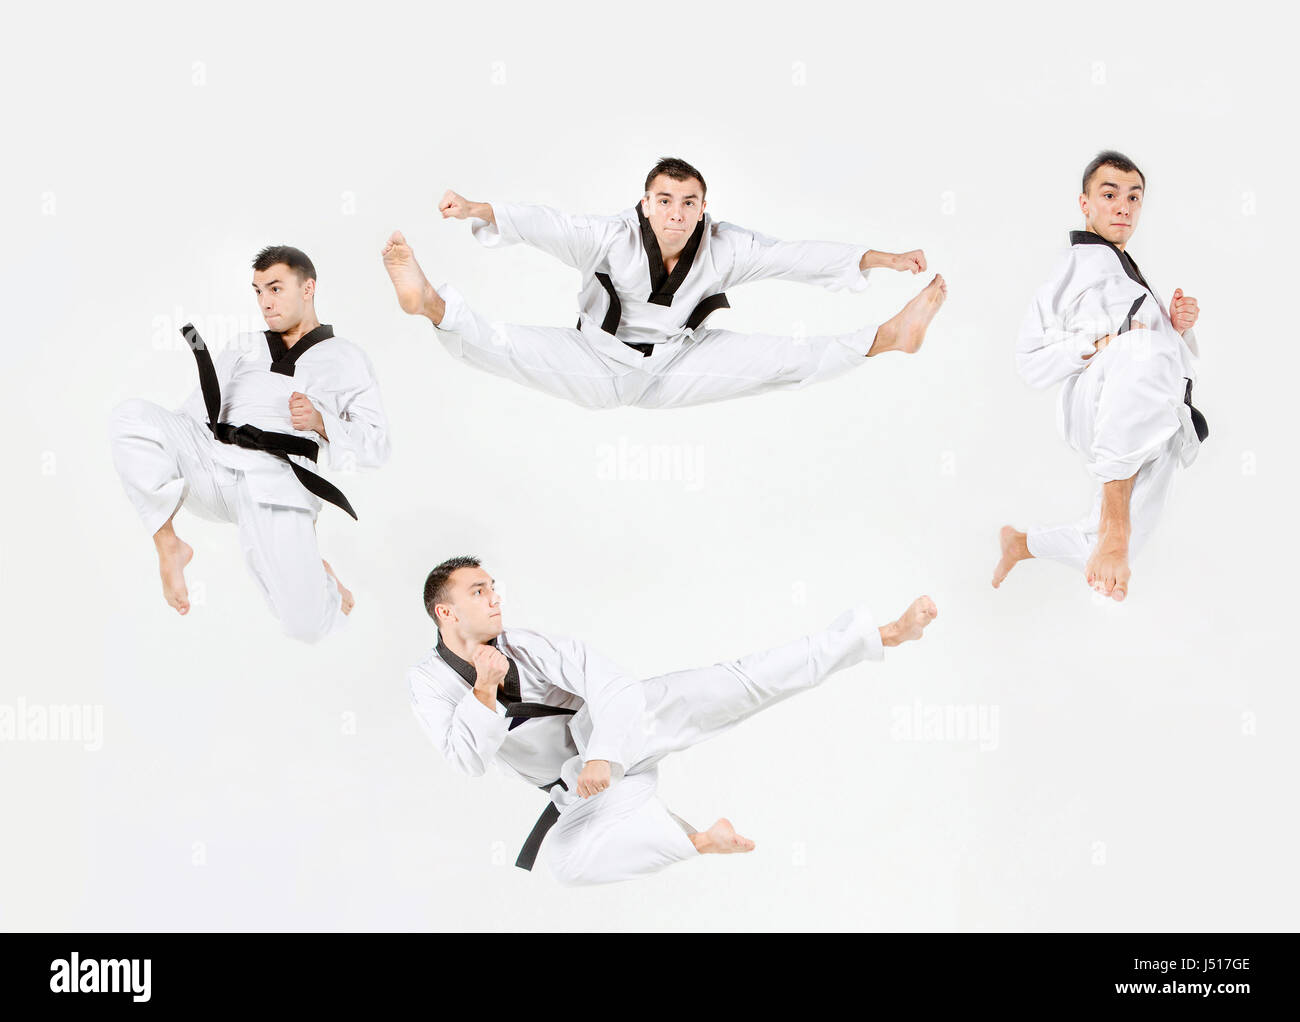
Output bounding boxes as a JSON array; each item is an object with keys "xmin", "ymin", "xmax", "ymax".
[
  {"xmin": 860, "ymin": 249, "xmax": 889, "ymax": 270},
  {"xmin": 879, "ymin": 621, "xmax": 900, "ymax": 648}
]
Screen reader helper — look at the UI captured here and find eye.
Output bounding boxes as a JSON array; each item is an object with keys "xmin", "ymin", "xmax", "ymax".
[{"xmin": 272, "ymin": 286, "xmax": 281, "ymax": 293}]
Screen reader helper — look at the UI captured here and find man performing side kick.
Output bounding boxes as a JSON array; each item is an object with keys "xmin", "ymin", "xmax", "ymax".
[
  {"xmin": 383, "ymin": 156, "xmax": 947, "ymax": 409},
  {"xmin": 109, "ymin": 246, "xmax": 390, "ymax": 642},
  {"xmin": 409, "ymin": 556, "xmax": 937, "ymax": 886},
  {"xmin": 993, "ymin": 151, "xmax": 1209, "ymax": 602}
]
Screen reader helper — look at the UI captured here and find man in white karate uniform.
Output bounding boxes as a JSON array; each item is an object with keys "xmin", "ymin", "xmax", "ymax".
[
  {"xmin": 992, "ymin": 151, "xmax": 1208, "ymax": 601},
  {"xmin": 409, "ymin": 556, "xmax": 937, "ymax": 886},
  {"xmin": 109, "ymin": 246, "xmax": 391, "ymax": 642},
  {"xmin": 382, "ymin": 156, "xmax": 947, "ymax": 409}
]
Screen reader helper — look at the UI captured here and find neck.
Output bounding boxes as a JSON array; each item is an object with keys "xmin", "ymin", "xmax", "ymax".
[
  {"xmin": 279, "ymin": 309, "xmax": 321, "ymax": 347},
  {"xmin": 439, "ymin": 626, "xmax": 489, "ymax": 662},
  {"xmin": 1086, "ymin": 224, "xmax": 1127, "ymax": 252}
]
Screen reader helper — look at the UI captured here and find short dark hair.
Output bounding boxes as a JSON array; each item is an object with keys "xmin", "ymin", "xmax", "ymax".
[
  {"xmin": 252, "ymin": 245, "xmax": 317, "ymax": 282},
  {"xmin": 644, "ymin": 156, "xmax": 707, "ymax": 198},
  {"xmin": 423, "ymin": 555, "xmax": 481, "ymax": 622},
  {"xmin": 1081, "ymin": 150, "xmax": 1145, "ymax": 194}
]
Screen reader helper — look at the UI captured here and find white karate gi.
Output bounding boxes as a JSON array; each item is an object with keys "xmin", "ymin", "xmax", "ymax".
[
  {"xmin": 1016, "ymin": 232, "xmax": 1203, "ymax": 570},
  {"xmin": 409, "ymin": 606, "xmax": 883, "ymax": 885},
  {"xmin": 432, "ymin": 201, "xmax": 879, "ymax": 409},
  {"xmin": 109, "ymin": 327, "xmax": 390, "ymax": 642}
]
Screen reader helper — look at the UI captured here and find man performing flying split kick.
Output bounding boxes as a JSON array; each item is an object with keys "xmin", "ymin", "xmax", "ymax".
[
  {"xmin": 409, "ymin": 556, "xmax": 937, "ymax": 885},
  {"xmin": 382, "ymin": 156, "xmax": 947, "ymax": 409},
  {"xmin": 109, "ymin": 246, "xmax": 391, "ymax": 642},
  {"xmin": 993, "ymin": 151, "xmax": 1209, "ymax": 602}
]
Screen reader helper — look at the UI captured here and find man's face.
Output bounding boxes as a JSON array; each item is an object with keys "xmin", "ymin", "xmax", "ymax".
[
  {"xmin": 1079, "ymin": 166, "xmax": 1144, "ymax": 248},
  {"xmin": 252, "ymin": 263, "xmax": 313, "ymax": 332},
  {"xmin": 437, "ymin": 566, "xmax": 503, "ymax": 641},
  {"xmin": 640, "ymin": 174, "xmax": 706, "ymax": 256}
]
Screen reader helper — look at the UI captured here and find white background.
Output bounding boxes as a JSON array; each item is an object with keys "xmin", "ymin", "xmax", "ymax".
[{"xmin": 1, "ymin": 0, "xmax": 1295, "ymax": 931}]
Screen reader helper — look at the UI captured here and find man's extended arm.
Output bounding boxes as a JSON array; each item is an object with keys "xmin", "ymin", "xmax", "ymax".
[
  {"xmin": 718, "ymin": 220, "xmax": 925, "ymax": 293},
  {"xmin": 440, "ymin": 189, "xmax": 609, "ymax": 272}
]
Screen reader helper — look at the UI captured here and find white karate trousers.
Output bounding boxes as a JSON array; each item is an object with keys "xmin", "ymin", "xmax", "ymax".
[
  {"xmin": 108, "ymin": 399, "xmax": 345, "ymax": 644},
  {"xmin": 1027, "ymin": 329, "xmax": 1192, "ymax": 571},
  {"xmin": 543, "ymin": 606, "xmax": 881, "ymax": 885},
  {"xmin": 432, "ymin": 283, "xmax": 879, "ymax": 409}
]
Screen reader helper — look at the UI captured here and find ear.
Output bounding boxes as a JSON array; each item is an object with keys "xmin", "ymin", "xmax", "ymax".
[
  {"xmin": 1078, "ymin": 193, "xmax": 1088, "ymax": 216},
  {"xmin": 303, "ymin": 278, "xmax": 316, "ymax": 301},
  {"xmin": 699, "ymin": 198, "xmax": 707, "ymax": 219}
]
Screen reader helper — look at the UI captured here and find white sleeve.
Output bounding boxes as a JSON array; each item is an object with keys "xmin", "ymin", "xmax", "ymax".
[
  {"xmin": 1015, "ymin": 273, "xmax": 1145, "ymax": 389},
  {"xmin": 469, "ymin": 201, "xmax": 612, "ymax": 273},
  {"xmin": 551, "ymin": 638, "xmax": 644, "ymax": 770},
  {"xmin": 313, "ymin": 351, "xmax": 391, "ymax": 471},
  {"xmin": 409, "ymin": 667, "xmax": 509, "ymax": 778},
  {"xmin": 716, "ymin": 220, "xmax": 871, "ymax": 293}
]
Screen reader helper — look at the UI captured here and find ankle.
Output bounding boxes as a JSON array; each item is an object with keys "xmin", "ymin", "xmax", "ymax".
[{"xmin": 867, "ymin": 323, "xmax": 894, "ymax": 357}]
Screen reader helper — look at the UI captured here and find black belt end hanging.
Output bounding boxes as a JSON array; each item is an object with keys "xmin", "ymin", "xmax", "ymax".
[{"xmin": 178, "ymin": 323, "xmax": 358, "ymax": 520}]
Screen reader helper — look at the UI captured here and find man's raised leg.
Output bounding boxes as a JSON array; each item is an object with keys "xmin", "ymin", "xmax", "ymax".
[
  {"xmin": 109, "ymin": 399, "xmax": 232, "ymax": 616},
  {"xmin": 1085, "ymin": 475, "xmax": 1135, "ymax": 601},
  {"xmin": 382, "ymin": 230, "xmax": 622, "ymax": 408},
  {"xmin": 635, "ymin": 276, "xmax": 947, "ymax": 408},
  {"xmin": 630, "ymin": 597, "xmax": 938, "ymax": 765},
  {"xmin": 1080, "ymin": 328, "xmax": 1187, "ymax": 601}
]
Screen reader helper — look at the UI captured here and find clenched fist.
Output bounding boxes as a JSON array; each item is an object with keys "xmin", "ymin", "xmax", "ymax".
[
  {"xmin": 576, "ymin": 759, "xmax": 611, "ymax": 798},
  {"xmin": 439, "ymin": 190, "xmax": 472, "ymax": 219},
  {"xmin": 471, "ymin": 645, "xmax": 509, "ymax": 692},
  {"xmin": 1169, "ymin": 288, "xmax": 1199, "ymax": 335},
  {"xmin": 289, "ymin": 392, "xmax": 325, "ymax": 436},
  {"xmin": 891, "ymin": 249, "xmax": 927, "ymax": 274}
]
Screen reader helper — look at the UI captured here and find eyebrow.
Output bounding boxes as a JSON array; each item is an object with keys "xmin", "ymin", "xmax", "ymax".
[
  {"xmin": 656, "ymin": 191, "xmax": 700, "ymax": 200},
  {"xmin": 1100, "ymin": 182, "xmax": 1142, "ymax": 192},
  {"xmin": 252, "ymin": 278, "xmax": 283, "ymax": 288}
]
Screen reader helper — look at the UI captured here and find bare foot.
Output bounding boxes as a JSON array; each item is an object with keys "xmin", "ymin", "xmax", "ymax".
[
  {"xmin": 881, "ymin": 595, "xmax": 938, "ymax": 646},
  {"xmin": 322, "ymin": 560, "xmax": 355, "ymax": 615},
  {"xmin": 992, "ymin": 526, "xmax": 1032, "ymax": 588},
  {"xmin": 868, "ymin": 274, "xmax": 947, "ymax": 355},
  {"xmin": 1085, "ymin": 532, "xmax": 1131, "ymax": 602},
  {"xmin": 690, "ymin": 818, "xmax": 756, "ymax": 855},
  {"xmin": 382, "ymin": 231, "xmax": 445, "ymax": 324},
  {"xmin": 154, "ymin": 531, "xmax": 194, "ymax": 615}
]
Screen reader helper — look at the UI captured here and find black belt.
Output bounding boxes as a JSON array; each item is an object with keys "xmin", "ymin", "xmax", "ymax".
[
  {"xmin": 180, "ymin": 324, "xmax": 358, "ymax": 519},
  {"xmin": 577, "ymin": 274, "xmax": 730, "ymax": 358},
  {"xmin": 1183, "ymin": 379, "xmax": 1209, "ymax": 443},
  {"xmin": 505, "ymin": 701, "xmax": 577, "ymax": 871},
  {"xmin": 1115, "ymin": 298, "xmax": 1209, "ymax": 443}
]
